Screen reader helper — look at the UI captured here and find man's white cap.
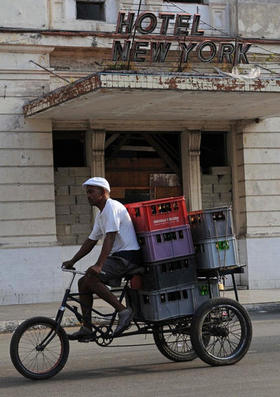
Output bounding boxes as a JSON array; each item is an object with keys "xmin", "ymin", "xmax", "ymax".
[{"xmin": 82, "ymin": 177, "xmax": 110, "ymax": 192}]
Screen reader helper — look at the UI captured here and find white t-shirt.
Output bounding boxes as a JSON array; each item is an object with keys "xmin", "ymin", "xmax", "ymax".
[{"xmin": 88, "ymin": 198, "xmax": 140, "ymax": 253}]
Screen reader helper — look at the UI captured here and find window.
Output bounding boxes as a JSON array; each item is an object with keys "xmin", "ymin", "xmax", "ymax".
[
  {"xmin": 53, "ymin": 132, "xmax": 86, "ymax": 167},
  {"xmin": 200, "ymin": 132, "xmax": 227, "ymax": 172},
  {"xmin": 76, "ymin": 0, "xmax": 105, "ymax": 21}
]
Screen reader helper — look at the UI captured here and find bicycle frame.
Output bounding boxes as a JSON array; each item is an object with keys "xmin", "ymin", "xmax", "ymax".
[{"xmin": 56, "ymin": 269, "xmax": 158, "ymax": 339}]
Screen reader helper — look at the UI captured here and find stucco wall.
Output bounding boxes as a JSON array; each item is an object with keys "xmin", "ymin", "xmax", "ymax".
[
  {"xmin": 0, "ymin": 0, "xmax": 48, "ymax": 29},
  {"xmin": 238, "ymin": 0, "xmax": 280, "ymax": 39},
  {"xmin": 238, "ymin": 118, "xmax": 280, "ymax": 237},
  {"xmin": 0, "ymin": 46, "xmax": 57, "ymax": 248},
  {"xmin": 0, "ymin": 245, "xmax": 101, "ymax": 304},
  {"xmin": 1, "ymin": 0, "xmax": 280, "ymax": 40}
]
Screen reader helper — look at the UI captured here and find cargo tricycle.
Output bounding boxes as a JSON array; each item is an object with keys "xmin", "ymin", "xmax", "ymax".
[{"xmin": 10, "ymin": 265, "xmax": 252, "ymax": 380}]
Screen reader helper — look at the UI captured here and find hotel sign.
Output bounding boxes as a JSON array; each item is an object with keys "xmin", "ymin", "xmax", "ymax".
[{"xmin": 112, "ymin": 12, "xmax": 251, "ymax": 64}]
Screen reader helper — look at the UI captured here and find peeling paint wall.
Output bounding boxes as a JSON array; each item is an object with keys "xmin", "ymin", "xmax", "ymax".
[
  {"xmin": 238, "ymin": 0, "xmax": 280, "ymax": 39},
  {"xmin": 52, "ymin": 0, "xmax": 120, "ymax": 30},
  {"xmin": 0, "ymin": 0, "xmax": 48, "ymax": 29},
  {"xmin": 54, "ymin": 167, "xmax": 92, "ymax": 245},
  {"xmin": 0, "ymin": 47, "xmax": 56, "ymax": 248},
  {"xmin": 1, "ymin": 0, "xmax": 280, "ymax": 40}
]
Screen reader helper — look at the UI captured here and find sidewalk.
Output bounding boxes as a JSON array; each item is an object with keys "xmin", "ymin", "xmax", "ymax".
[{"xmin": 1, "ymin": 289, "xmax": 280, "ymax": 334}]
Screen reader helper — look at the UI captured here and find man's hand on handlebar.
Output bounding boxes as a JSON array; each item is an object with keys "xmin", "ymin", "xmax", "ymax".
[
  {"xmin": 86, "ymin": 264, "xmax": 103, "ymax": 276},
  {"xmin": 61, "ymin": 260, "xmax": 75, "ymax": 270}
]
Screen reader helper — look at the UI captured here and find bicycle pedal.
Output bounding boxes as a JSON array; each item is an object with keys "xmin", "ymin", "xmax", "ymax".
[
  {"xmin": 78, "ymin": 334, "xmax": 96, "ymax": 343},
  {"xmin": 78, "ymin": 338, "xmax": 91, "ymax": 343},
  {"xmin": 67, "ymin": 334, "xmax": 77, "ymax": 341}
]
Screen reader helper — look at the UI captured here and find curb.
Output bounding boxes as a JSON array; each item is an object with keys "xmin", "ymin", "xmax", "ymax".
[
  {"xmin": 1, "ymin": 301, "xmax": 280, "ymax": 334},
  {"xmin": 0, "ymin": 314, "xmax": 111, "ymax": 335},
  {"xmin": 0, "ymin": 316, "xmax": 80, "ymax": 335},
  {"xmin": 244, "ymin": 301, "xmax": 280, "ymax": 313}
]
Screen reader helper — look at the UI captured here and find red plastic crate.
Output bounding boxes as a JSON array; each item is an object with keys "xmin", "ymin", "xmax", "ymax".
[{"xmin": 125, "ymin": 196, "xmax": 188, "ymax": 233}]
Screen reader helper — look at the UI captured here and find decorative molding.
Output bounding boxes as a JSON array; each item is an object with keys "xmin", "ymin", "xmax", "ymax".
[{"xmin": 0, "ymin": 45, "xmax": 55, "ymax": 54}]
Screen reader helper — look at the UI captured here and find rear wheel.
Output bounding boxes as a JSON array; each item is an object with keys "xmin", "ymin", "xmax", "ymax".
[
  {"xmin": 153, "ymin": 317, "xmax": 197, "ymax": 362},
  {"xmin": 191, "ymin": 298, "xmax": 252, "ymax": 366},
  {"xmin": 10, "ymin": 316, "xmax": 69, "ymax": 380}
]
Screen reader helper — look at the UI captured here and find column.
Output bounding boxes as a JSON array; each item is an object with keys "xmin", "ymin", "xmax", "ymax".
[
  {"xmin": 87, "ymin": 128, "xmax": 106, "ymax": 177},
  {"xmin": 180, "ymin": 130, "xmax": 202, "ymax": 211},
  {"xmin": 87, "ymin": 128, "xmax": 106, "ymax": 218}
]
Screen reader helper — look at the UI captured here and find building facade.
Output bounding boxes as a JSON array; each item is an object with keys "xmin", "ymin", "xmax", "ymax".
[{"xmin": 1, "ymin": 0, "xmax": 280, "ymax": 304}]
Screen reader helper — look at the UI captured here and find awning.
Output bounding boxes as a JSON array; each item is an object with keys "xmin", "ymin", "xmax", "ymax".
[{"xmin": 23, "ymin": 72, "xmax": 280, "ymax": 121}]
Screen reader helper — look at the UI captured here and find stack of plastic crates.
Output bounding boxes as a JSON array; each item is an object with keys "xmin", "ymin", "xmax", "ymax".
[
  {"xmin": 188, "ymin": 206, "xmax": 239, "ymax": 270},
  {"xmin": 125, "ymin": 197, "xmax": 219, "ymax": 322}
]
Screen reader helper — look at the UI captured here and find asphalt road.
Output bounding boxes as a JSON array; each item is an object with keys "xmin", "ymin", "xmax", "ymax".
[{"xmin": 1, "ymin": 311, "xmax": 280, "ymax": 397}]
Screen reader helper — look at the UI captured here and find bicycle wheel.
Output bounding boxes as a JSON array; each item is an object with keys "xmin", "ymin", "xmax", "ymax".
[
  {"xmin": 153, "ymin": 317, "xmax": 197, "ymax": 362},
  {"xmin": 10, "ymin": 316, "xmax": 69, "ymax": 380},
  {"xmin": 191, "ymin": 297, "xmax": 252, "ymax": 366}
]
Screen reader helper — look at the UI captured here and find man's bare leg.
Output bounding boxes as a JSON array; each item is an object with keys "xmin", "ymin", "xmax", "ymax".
[{"xmin": 78, "ymin": 274, "xmax": 125, "ymax": 329}]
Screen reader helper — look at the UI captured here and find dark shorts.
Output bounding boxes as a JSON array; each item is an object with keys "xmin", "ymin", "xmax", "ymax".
[{"xmin": 99, "ymin": 250, "xmax": 141, "ymax": 287}]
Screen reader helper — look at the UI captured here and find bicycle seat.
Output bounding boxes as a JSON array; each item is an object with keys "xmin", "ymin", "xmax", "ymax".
[{"xmin": 124, "ymin": 266, "xmax": 145, "ymax": 280}]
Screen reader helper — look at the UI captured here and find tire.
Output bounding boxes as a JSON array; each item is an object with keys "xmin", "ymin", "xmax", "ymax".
[
  {"xmin": 153, "ymin": 317, "xmax": 197, "ymax": 362},
  {"xmin": 10, "ymin": 316, "xmax": 69, "ymax": 380},
  {"xmin": 190, "ymin": 297, "xmax": 252, "ymax": 366}
]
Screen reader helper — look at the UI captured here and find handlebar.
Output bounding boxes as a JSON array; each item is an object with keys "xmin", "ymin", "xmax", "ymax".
[
  {"xmin": 61, "ymin": 267, "xmax": 106, "ymax": 276},
  {"xmin": 62, "ymin": 268, "xmax": 86, "ymax": 276}
]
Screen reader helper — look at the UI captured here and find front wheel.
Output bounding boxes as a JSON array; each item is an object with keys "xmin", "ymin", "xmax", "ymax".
[
  {"xmin": 190, "ymin": 298, "xmax": 252, "ymax": 366},
  {"xmin": 10, "ymin": 316, "xmax": 69, "ymax": 380},
  {"xmin": 153, "ymin": 317, "xmax": 197, "ymax": 362}
]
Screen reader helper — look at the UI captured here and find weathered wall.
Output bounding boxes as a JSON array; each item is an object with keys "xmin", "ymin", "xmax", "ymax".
[
  {"xmin": 0, "ymin": 245, "xmax": 101, "ymax": 304},
  {"xmin": 240, "ymin": 118, "xmax": 280, "ymax": 236},
  {"xmin": 0, "ymin": 0, "xmax": 48, "ymax": 29},
  {"xmin": 54, "ymin": 167, "xmax": 92, "ymax": 245},
  {"xmin": 201, "ymin": 167, "xmax": 232, "ymax": 209},
  {"xmin": 234, "ymin": 118, "xmax": 280, "ymax": 288},
  {"xmin": 0, "ymin": 46, "xmax": 56, "ymax": 248},
  {"xmin": 1, "ymin": 0, "xmax": 280, "ymax": 40},
  {"xmin": 238, "ymin": 0, "xmax": 280, "ymax": 39}
]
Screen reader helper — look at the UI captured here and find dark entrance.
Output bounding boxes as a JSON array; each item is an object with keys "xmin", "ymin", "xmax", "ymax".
[{"xmin": 105, "ymin": 132, "xmax": 182, "ymax": 203}]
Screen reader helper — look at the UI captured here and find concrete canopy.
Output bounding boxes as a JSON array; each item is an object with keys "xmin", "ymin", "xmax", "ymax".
[{"xmin": 23, "ymin": 72, "xmax": 280, "ymax": 121}]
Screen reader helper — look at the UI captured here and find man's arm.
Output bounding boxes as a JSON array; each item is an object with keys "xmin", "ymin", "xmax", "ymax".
[
  {"xmin": 62, "ymin": 238, "xmax": 97, "ymax": 269},
  {"xmin": 86, "ymin": 232, "xmax": 117, "ymax": 275}
]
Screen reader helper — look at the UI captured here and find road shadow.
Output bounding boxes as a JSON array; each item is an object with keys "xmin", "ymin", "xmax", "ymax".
[{"xmin": 1, "ymin": 359, "xmax": 210, "ymax": 388}]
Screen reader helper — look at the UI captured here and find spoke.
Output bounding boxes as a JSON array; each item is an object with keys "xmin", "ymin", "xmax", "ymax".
[
  {"xmin": 16, "ymin": 323, "xmax": 64, "ymax": 375},
  {"xmin": 160, "ymin": 321, "xmax": 193, "ymax": 357},
  {"xmin": 44, "ymin": 347, "xmax": 60, "ymax": 361},
  {"xmin": 20, "ymin": 348, "xmax": 37, "ymax": 363},
  {"xmin": 24, "ymin": 331, "xmax": 38, "ymax": 347},
  {"xmin": 42, "ymin": 351, "xmax": 55, "ymax": 371},
  {"xmin": 201, "ymin": 304, "xmax": 248, "ymax": 360}
]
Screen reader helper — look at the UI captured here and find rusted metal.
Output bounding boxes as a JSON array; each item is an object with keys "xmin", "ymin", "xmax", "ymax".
[
  {"xmin": 166, "ymin": 77, "xmax": 180, "ymax": 89},
  {"xmin": 29, "ymin": 60, "xmax": 70, "ymax": 83},
  {"xmin": 23, "ymin": 71, "xmax": 280, "ymax": 119},
  {"xmin": 23, "ymin": 73, "xmax": 101, "ymax": 117}
]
